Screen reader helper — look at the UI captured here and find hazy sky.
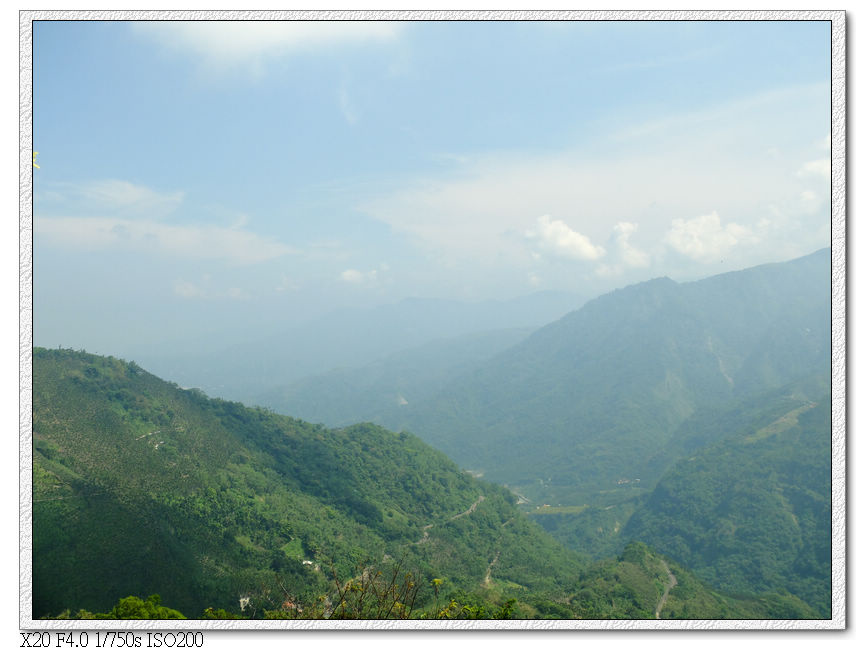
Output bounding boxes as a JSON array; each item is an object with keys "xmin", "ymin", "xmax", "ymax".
[{"xmin": 33, "ymin": 19, "xmax": 831, "ymax": 355}]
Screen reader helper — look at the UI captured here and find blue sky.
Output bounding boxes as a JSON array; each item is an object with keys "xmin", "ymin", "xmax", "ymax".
[{"xmin": 32, "ymin": 19, "xmax": 831, "ymax": 355}]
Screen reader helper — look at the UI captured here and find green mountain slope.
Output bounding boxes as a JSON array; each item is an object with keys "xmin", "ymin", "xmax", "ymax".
[
  {"xmin": 637, "ymin": 371, "xmax": 830, "ymax": 483},
  {"xmin": 32, "ymin": 348, "xmax": 584, "ymax": 619},
  {"xmin": 567, "ymin": 542, "xmax": 819, "ymax": 620},
  {"xmin": 527, "ymin": 373, "xmax": 830, "ymax": 561},
  {"xmin": 33, "ymin": 348, "xmax": 828, "ymax": 620},
  {"xmin": 391, "ymin": 248, "xmax": 829, "ymax": 503},
  {"xmin": 623, "ymin": 395, "xmax": 831, "ymax": 616}
]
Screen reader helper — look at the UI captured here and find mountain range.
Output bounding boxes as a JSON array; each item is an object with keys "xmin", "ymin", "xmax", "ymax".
[
  {"xmin": 32, "ymin": 248, "xmax": 833, "ymax": 619},
  {"xmin": 255, "ymin": 247, "xmax": 833, "ymax": 616},
  {"xmin": 130, "ymin": 290, "xmax": 585, "ymax": 405},
  {"xmin": 263, "ymin": 248, "xmax": 830, "ymax": 502}
]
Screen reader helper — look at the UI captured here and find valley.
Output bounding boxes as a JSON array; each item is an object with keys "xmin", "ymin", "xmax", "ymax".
[{"xmin": 31, "ymin": 248, "xmax": 833, "ymax": 620}]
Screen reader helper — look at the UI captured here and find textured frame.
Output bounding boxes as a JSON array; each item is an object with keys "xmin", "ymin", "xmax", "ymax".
[{"xmin": 19, "ymin": 9, "xmax": 847, "ymax": 631}]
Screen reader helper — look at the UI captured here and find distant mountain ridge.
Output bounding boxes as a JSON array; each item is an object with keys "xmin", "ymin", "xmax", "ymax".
[
  {"xmin": 30, "ymin": 247, "xmax": 833, "ymax": 620},
  {"xmin": 132, "ymin": 290, "xmax": 586, "ymax": 404},
  {"xmin": 388, "ymin": 248, "xmax": 829, "ymax": 500},
  {"xmin": 258, "ymin": 327, "xmax": 535, "ymax": 427}
]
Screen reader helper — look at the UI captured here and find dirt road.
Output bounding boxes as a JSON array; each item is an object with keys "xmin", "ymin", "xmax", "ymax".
[{"xmin": 654, "ymin": 559, "xmax": 677, "ymax": 619}]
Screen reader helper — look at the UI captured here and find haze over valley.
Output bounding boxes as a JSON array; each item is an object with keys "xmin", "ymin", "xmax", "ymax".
[{"xmin": 30, "ymin": 18, "xmax": 836, "ymax": 621}]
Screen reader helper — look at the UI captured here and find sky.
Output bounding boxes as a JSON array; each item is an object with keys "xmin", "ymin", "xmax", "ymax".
[{"xmin": 32, "ymin": 18, "xmax": 832, "ymax": 357}]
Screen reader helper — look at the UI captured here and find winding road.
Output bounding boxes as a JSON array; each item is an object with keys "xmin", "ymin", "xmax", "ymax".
[
  {"xmin": 413, "ymin": 494, "xmax": 508, "ymax": 590},
  {"xmin": 415, "ymin": 495, "xmax": 486, "ymax": 545},
  {"xmin": 484, "ymin": 551, "xmax": 501, "ymax": 587},
  {"xmin": 654, "ymin": 559, "xmax": 677, "ymax": 619},
  {"xmin": 450, "ymin": 495, "xmax": 485, "ymax": 520}
]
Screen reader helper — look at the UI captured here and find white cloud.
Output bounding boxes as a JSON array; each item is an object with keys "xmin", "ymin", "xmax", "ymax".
[
  {"xmin": 226, "ymin": 287, "xmax": 250, "ymax": 300},
  {"xmin": 665, "ymin": 211, "xmax": 757, "ymax": 263},
  {"xmin": 612, "ymin": 221, "xmax": 650, "ymax": 268},
  {"xmin": 274, "ymin": 274, "xmax": 299, "ymax": 293},
  {"xmin": 230, "ymin": 213, "xmax": 251, "ymax": 230},
  {"xmin": 173, "ymin": 279, "xmax": 251, "ymax": 301},
  {"xmin": 363, "ymin": 153, "xmax": 635, "ymax": 271},
  {"xmin": 340, "ymin": 268, "xmax": 378, "ymax": 285},
  {"xmin": 593, "ymin": 222, "xmax": 651, "ymax": 278},
  {"xmin": 601, "ymin": 46, "xmax": 717, "ymax": 75},
  {"xmin": 80, "ymin": 179, "xmax": 183, "ymax": 211},
  {"xmin": 361, "ymin": 140, "xmax": 812, "ymax": 271},
  {"xmin": 798, "ymin": 158, "xmax": 831, "ymax": 180},
  {"xmin": 361, "ymin": 82, "xmax": 828, "ymax": 281},
  {"xmin": 593, "ymin": 264, "xmax": 618, "ymax": 278},
  {"xmin": 525, "ymin": 215, "xmax": 606, "ymax": 262},
  {"xmin": 174, "ymin": 280, "xmax": 206, "ymax": 299},
  {"xmin": 339, "ymin": 263, "xmax": 390, "ymax": 287},
  {"xmin": 611, "ymin": 83, "xmax": 825, "ymax": 143},
  {"xmin": 36, "ymin": 216, "xmax": 295, "ymax": 265},
  {"xmin": 339, "ymin": 85, "xmax": 359, "ymax": 124},
  {"xmin": 39, "ymin": 179, "xmax": 184, "ymax": 218},
  {"xmin": 136, "ymin": 21, "xmax": 401, "ymax": 67}
]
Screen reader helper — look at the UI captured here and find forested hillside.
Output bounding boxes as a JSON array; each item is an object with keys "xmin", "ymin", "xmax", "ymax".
[
  {"xmin": 228, "ymin": 249, "xmax": 833, "ymax": 619},
  {"xmin": 32, "ymin": 347, "xmax": 826, "ymax": 620},
  {"xmin": 624, "ymin": 394, "xmax": 831, "ymax": 616},
  {"xmin": 568, "ymin": 541, "xmax": 818, "ymax": 620},
  {"xmin": 32, "ymin": 348, "xmax": 584, "ymax": 619},
  {"xmin": 391, "ymin": 248, "xmax": 830, "ymax": 504}
]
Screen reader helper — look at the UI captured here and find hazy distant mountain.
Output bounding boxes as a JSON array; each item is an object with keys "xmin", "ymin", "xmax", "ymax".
[
  {"xmin": 258, "ymin": 327, "xmax": 534, "ymax": 427},
  {"xmin": 133, "ymin": 291, "xmax": 586, "ymax": 405},
  {"xmin": 392, "ymin": 248, "xmax": 830, "ymax": 501}
]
